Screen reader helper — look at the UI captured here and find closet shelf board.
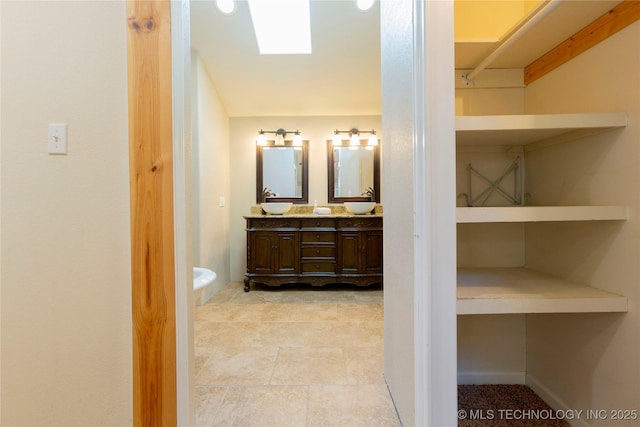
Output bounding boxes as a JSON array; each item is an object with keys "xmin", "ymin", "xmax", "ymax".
[
  {"xmin": 457, "ymin": 268, "xmax": 628, "ymax": 315},
  {"xmin": 456, "ymin": 206, "xmax": 628, "ymax": 223},
  {"xmin": 456, "ymin": 113, "xmax": 627, "ymax": 146}
]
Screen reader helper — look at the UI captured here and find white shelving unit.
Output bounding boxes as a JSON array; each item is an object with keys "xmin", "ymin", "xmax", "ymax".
[
  {"xmin": 457, "ymin": 205, "xmax": 628, "ymax": 223},
  {"xmin": 457, "ymin": 268, "xmax": 628, "ymax": 315},
  {"xmin": 456, "ymin": 112, "xmax": 629, "ymax": 315},
  {"xmin": 456, "ymin": 112, "xmax": 627, "ymax": 147}
]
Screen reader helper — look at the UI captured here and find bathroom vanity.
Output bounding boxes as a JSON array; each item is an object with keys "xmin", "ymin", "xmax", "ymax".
[{"xmin": 243, "ymin": 213, "xmax": 383, "ymax": 291}]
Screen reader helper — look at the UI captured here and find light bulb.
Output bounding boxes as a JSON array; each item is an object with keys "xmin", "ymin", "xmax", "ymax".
[
  {"xmin": 216, "ymin": 0, "xmax": 235, "ymax": 14},
  {"xmin": 293, "ymin": 133, "xmax": 302, "ymax": 146},
  {"xmin": 256, "ymin": 133, "xmax": 267, "ymax": 146},
  {"xmin": 350, "ymin": 133, "xmax": 360, "ymax": 146},
  {"xmin": 332, "ymin": 133, "xmax": 342, "ymax": 146},
  {"xmin": 356, "ymin": 0, "xmax": 375, "ymax": 11},
  {"xmin": 368, "ymin": 133, "xmax": 378, "ymax": 146},
  {"xmin": 275, "ymin": 133, "xmax": 285, "ymax": 146}
]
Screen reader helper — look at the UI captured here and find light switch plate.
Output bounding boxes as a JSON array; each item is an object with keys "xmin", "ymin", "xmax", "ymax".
[{"xmin": 48, "ymin": 123, "xmax": 68, "ymax": 154}]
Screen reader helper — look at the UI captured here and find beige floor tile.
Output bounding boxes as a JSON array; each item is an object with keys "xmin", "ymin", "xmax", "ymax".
[
  {"xmin": 195, "ymin": 321, "xmax": 267, "ymax": 348},
  {"xmin": 197, "ymin": 346, "xmax": 279, "ymax": 385},
  {"xmin": 194, "ymin": 346, "xmax": 212, "ymax": 378},
  {"xmin": 195, "ymin": 386, "xmax": 227, "ymax": 427},
  {"xmin": 208, "ymin": 282, "xmax": 247, "ymax": 304},
  {"xmin": 195, "ymin": 304, "xmax": 244, "ymax": 323},
  {"xmin": 307, "ymin": 384, "xmax": 401, "ymax": 427},
  {"xmin": 287, "ymin": 304, "xmax": 340, "ymax": 322},
  {"xmin": 244, "ymin": 283, "xmax": 383, "ymax": 304},
  {"xmin": 337, "ymin": 303, "xmax": 384, "ymax": 321},
  {"xmin": 344, "ymin": 346, "xmax": 385, "ymax": 384},
  {"xmin": 260, "ymin": 322, "xmax": 380, "ymax": 347},
  {"xmin": 197, "ymin": 303, "xmax": 293, "ymax": 322},
  {"xmin": 195, "ymin": 281, "xmax": 395, "ymax": 425},
  {"xmin": 270, "ymin": 347, "xmax": 347, "ymax": 385},
  {"xmin": 213, "ymin": 385, "xmax": 308, "ymax": 427}
]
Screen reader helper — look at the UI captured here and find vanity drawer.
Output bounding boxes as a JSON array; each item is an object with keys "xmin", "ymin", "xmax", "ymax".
[
  {"xmin": 300, "ymin": 218, "xmax": 336, "ymax": 229},
  {"xmin": 337, "ymin": 218, "xmax": 382, "ymax": 230},
  {"xmin": 247, "ymin": 219, "xmax": 301, "ymax": 230},
  {"xmin": 301, "ymin": 261, "xmax": 336, "ymax": 273},
  {"xmin": 301, "ymin": 231, "xmax": 336, "ymax": 244},
  {"xmin": 301, "ymin": 246, "xmax": 336, "ymax": 258}
]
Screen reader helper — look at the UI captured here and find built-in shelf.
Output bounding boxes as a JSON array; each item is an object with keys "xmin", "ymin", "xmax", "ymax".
[
  {"xmin": 456, "ymin": 113, "xmax": 627, "ymax": 148},
  {"xmin": 457, "ymin": 267, "xmax": 628, "ymax": 315},
  {"xmin": 457, "ymin": 206, "xmax": 628, "ymax": 224}
]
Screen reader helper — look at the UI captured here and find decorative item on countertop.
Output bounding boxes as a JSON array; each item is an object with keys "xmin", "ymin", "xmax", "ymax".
[{"xmin": 313, "ymin": 200, "xmax": 331, "ymax": 215}]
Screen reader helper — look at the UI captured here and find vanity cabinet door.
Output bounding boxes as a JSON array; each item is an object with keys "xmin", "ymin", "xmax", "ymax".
[
  {"xmin": 274, "ymin": 232, "xmax": 298, "ymax": 274},
  {"xmin": 249, "ymin": 231, "xmax": 298, "ymax": 275},
  {"xmin": 337, "ymin": 230, "xmax": 383, "ymax": 274},
  {"xmin": 362, "ymin": 230, "xmax": 383, "ymax": 274},
  {"xmin": 337, "ymin": 232, "xmax": 361, "ymax": 274}
]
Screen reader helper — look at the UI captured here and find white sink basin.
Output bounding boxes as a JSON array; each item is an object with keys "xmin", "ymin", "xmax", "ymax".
[
  {"xmin": 261, "ymin": 202, "xmax": 293, "ymax": 215},
  {"xmin": 193, "ymin": 267, "xmax": 216, "ymax": 291},
  {"xmin": 345, "ymin": 202, "xmax": 376, "ymax": 215}
]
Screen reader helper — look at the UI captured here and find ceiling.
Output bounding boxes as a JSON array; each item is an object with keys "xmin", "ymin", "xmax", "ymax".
[
  {"xmin": 190, "ymin": 0, "xmax": 381, "ymax": 117},
  {"xmin": 190, "ymin": 0, "xmax": 621, "ymax": 118}
]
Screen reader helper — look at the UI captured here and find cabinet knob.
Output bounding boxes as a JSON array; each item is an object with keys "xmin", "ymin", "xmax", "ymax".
[
  {"xmin": 316, "ymin": 264, "xmax": 320, "ymax": 270},
  {"xmin": 316, "ymin": 249, "xmax": 320, "ymax": 255},
  {"xmin": 316, "ymin": 221, "xmax": 321, "ymax": 226},
  {"xmin": 315, "ymin": 234, "xmax": 320, "ymax": 240}
]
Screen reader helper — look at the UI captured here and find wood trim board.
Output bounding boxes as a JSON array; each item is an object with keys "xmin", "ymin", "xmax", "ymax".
[
  {"xmin": 525, "ymin": 0, "xmax": 640, "ymax": 85},
  {"xmin": 126, "ymin": 1, "xmax": 177, "ymax": 425}
]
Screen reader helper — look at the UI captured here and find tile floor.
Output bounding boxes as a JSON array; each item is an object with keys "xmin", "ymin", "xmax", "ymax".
[{"xmin": 194, "ymin": 282, "xmax": 400, "ymax": 427}]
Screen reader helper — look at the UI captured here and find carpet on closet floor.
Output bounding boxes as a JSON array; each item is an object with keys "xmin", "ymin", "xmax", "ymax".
[{"xmin": 458, "ymin": 384, "xmax": 570, "ymax": 427}]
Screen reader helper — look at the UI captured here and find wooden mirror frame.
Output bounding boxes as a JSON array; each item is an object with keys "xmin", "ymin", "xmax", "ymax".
[
  {"xmin": 327, "ymin": 140, "xmax": 381, "ymax": 203},
  {"xmin": 256, "ymin": 140, "xmax": 309, "ymax": 204}
]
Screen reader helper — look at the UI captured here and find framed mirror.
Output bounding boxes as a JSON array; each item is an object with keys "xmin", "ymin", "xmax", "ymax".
[
  {"xmin": 327, "ymin": 140, "xmax": 380, "ymax": 203},
  {"xmin": 256, "ymin": 140, "xmax": 309, "ymax": 204}
]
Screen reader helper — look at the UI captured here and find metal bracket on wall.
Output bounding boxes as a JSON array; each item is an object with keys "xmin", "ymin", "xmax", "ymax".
[{"xmin": 464, "ymin": 156, "xmax": 523, "ymax": 207}]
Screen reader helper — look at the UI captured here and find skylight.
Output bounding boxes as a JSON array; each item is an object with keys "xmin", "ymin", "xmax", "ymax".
[{"xmin": 247, "ymin": 0, "xmax": 312, "ymax": 55}]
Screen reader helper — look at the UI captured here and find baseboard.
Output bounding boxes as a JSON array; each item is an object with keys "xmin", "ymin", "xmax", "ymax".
[
  {"xmin": 526, "ymin": 374, "xmax": 591, "ymax": 427},
  {"xmin": 458, "ymin": 371, "xmax": 525, "ymax": 385}
]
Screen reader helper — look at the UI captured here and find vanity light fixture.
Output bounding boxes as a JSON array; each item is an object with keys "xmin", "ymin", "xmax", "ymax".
[
  {"xmin": 331, "ymin": 128, "xmax": 378, "ymax": 146},
  {"xmin": 256, "ymin": 128, "xmax": 302, "ymax": 146}
]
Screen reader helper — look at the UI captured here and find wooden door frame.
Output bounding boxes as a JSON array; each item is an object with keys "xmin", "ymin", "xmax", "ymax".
[{"xmin": 127, "ymin": 1, "xmax": 193, "ymax": 425}]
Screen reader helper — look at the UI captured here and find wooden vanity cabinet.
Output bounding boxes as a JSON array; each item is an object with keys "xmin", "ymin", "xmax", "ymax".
[{"xmin": 244, "ymin": 216, "xmax": 383, "ymax": 291}]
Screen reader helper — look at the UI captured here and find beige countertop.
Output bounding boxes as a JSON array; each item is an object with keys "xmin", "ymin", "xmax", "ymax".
[{"xmin": 244, "ymin": 204, "xmax": 383, "ymax": 219}]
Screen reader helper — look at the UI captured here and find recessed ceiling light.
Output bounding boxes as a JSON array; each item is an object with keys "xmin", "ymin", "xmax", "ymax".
[
  {"xmin": 248, "ymin": 0, "xmax": 312, "ymax": 55},
  {"xmin": 215, "ymin": 0, "xmax": 235, "ymax": 15},
  {"xmin": 356, "ymin": 0, "xmax": 375, "ymax": 11}
]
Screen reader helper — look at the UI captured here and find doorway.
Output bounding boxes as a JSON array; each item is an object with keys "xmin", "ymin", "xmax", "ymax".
[{"xmin": 168, "ymin": 0, "xmax": 457, "ymax": 425}]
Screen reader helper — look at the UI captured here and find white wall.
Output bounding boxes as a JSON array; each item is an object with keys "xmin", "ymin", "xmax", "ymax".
[
  {"xmin": 381, "ymin": 1, "xmax": 458, "ymax": 423},
  {"xmin": 191, "ymin": 53, "xmax": 231, "ymax": 303},
  {"xmin": 229, "ymin": 115, "xmax": 381, "ymax": 281},
  {"xmin": 380, "ymin": 0, "xmax": 415, "ymax": 420},
  {"xmin": 523, "ymin": 22, "xmax": 640, "ymax": 425},
  {"xmin": 1, "ymin": 1, "xmax": 131, "ymax": 425}
]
